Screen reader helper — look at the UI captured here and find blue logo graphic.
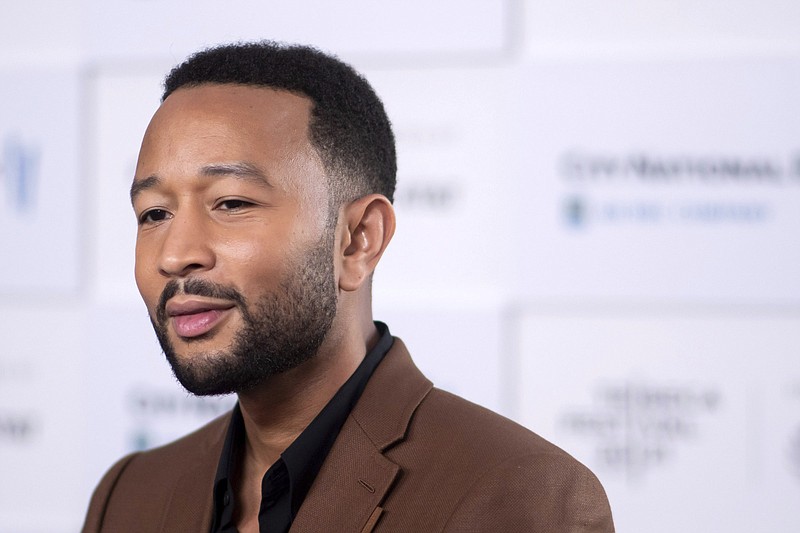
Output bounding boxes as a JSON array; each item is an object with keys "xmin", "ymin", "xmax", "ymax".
[
  {"xmin": 0, "ymin": 135, "xmax": 40, "ymax": 212},
  {"xmin": 564, "ymin": 195, "xmax": 587, "ymax": 228}
]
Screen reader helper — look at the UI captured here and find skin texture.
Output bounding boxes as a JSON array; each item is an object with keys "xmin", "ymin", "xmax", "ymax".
[{"xmin": 131, "ymin": 84, "xmax": 396, "ymax": 532}]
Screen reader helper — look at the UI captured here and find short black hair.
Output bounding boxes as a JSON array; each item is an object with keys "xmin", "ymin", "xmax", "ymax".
[{"xmin": 163, "ymin": 41, "xmax": 396, "ymax": 207}]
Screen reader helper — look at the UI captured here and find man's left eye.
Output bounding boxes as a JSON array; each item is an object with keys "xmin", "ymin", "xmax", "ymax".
[{"xmin": 218, "ymin": 199, "xmax": 252, "ymax": 210}]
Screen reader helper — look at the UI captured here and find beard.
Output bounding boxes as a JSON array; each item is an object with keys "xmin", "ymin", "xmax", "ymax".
[{"xmin": 150, "ymin": 232, "xmax": 338, "ymax": 396}]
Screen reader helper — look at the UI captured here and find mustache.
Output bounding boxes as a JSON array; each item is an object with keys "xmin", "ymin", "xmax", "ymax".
[{"xmin": 156, "ymin": 278, "xmax": 247, "ymax": 325}]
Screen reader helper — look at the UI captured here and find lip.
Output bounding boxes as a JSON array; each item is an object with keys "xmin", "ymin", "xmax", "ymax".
[
  {"xmin": 165, "ymin": 297, "xmax": 236, "ymax": 339},
  {"xmin": 166, "ymin": 297, "xmax": 236, "ymax": 317}
]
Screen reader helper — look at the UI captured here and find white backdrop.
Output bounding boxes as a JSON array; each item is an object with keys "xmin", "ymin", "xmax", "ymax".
[{"xmin": 1, "ymin": 1, "xmax": 799, "ymax": 532}]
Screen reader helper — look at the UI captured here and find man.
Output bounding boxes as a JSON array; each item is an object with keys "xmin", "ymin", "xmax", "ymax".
[{"xmin": 83, "ymin": 42, "xmax": 614, "ymax": 532}]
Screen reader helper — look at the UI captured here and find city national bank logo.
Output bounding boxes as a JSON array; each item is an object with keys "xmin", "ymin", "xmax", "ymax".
[
  {"xmin": 559, "ymin": 151, "xmax": 792, "ymax": 183},
  {"xmin": 0, "ymin": 134, "xmax": 40, "ymax": 212},
  {"xmin": 564, "ymin": 196, "xmax": 587, "ymax": 228},
  {"xmin": 558, "ymin": 381, "xmax": 720, "ymax": 481},
  {"xmin": 556, "ymin": 150, "xmax": 800, "ymax": 229}
]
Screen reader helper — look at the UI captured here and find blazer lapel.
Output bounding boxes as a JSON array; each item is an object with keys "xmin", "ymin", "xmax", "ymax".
[
  {"xmin": 291, "ymin": 339, "xmax": 432, "ymax": 532},
  {"xmin": 289, "ymin": 419, "xmax": 400, "ymax": 532}
]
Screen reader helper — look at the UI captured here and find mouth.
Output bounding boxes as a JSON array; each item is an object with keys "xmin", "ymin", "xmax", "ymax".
[{"xmin": 165, "ymin": 298, "xmax": 237, "ymax": 339}]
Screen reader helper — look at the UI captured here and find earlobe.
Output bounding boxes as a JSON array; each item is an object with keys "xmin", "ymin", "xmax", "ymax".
[{"xmin": 338, "ymin": 194, "xmax": 396, "ymax": 292}]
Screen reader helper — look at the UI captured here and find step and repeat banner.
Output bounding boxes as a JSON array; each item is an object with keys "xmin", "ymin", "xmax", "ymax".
[{"xmin": 1, "ymin": 1, "xmax": 799, "ymax": 532}]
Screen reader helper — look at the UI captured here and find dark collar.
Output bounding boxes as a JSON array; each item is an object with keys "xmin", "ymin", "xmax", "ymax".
[{"xmin": 211, "ymin": 322, "xmax": 394, "ymax": 532}]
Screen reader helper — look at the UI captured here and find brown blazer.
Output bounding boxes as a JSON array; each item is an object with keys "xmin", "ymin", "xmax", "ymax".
[{"xmin": 83, "ymin": 338, "xmax": 614, "ymax": 532}]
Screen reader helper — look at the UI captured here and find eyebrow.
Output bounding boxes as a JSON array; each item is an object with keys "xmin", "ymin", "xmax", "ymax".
[
  {"xmin": 130, "ymin": 175, "xmax": 160, "ymax": 203},
  {"xmin": 130, "ymin": 162, "xmax": 273, "ymax": 203},
  {"xmin": 199, "ymin": 162, "xmax": 273, "ymax": 186}
]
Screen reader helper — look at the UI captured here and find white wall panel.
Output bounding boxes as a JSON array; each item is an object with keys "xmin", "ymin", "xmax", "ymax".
[
  {"xmin": 85, "ymin": 0, "xmax": 511, "ymax": 62},
  {"xmin": 0, "ymin": 69, "xmax": 82, "ymax": 296},
  {"xmin": 524, "ymin": 1, "xmax": 800, "ymax": 56},
  {"xmin": 373, "ymin": 303, "xmax": 508, "ymax": 415},
  {"xmin": 0, "ymin": 2, "xmax": 82, "ymax": 65},
  {"xmin": 90, "ymin": 70, "xmax": 164, "ymax": 303},
  {"xmin": 367, "ymin": 66, "xmax": 517, "ymax": 302},
  {"xmin": 0, "ymin": 306, "xmax": 88, "ymax": 533},
  {"xmin": 512, "ymin": 58, "xmax": 800, "ymax": 303},
  {"xmin": 516, "ymin": 311, "xmax": 800, "ymax": 533}
]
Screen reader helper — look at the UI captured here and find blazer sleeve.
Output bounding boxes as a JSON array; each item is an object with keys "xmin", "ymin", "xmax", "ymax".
[
  {"xmin": 81, "ymin": 453, "xmax": 140, "ymax": 533},
  {"xmin": 441, "ymin": 452, "xmax": 614, "ymax": 533}
]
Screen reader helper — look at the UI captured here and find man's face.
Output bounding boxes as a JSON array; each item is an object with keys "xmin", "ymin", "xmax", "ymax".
[{"xmin": 131, "ymin": 84, "xmax": 338, "ymax": 395}]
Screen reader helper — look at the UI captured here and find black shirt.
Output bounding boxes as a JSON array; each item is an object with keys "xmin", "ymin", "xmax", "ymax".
[{"xmin": 211, "ymin": 322, "xmax": 394, "ymax": 533}]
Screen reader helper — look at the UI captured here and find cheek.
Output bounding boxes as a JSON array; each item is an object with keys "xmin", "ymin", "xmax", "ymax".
[
  {"xmin": 134, "ymin": 245, "xmax": 160, "ymax": 310},
  {"xmin": 220, "ymin": 237, "xmax": 262, "ymax": 263},
  {"xmin": 217, "ymin": 234, "xmax": 295, "ymax": 288}
]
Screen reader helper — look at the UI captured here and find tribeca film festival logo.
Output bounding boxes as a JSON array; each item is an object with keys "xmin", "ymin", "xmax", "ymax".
[
  {"xmin": 0, "ymin": 134, "xmax": 40, "ymax": 212},
  {"xmin": 558, "ymin": 381, "xmax": 720, "ymax": 480},
  {"xmin": 559, "ymin": 151, "xmax": 800, "ymax": 228}
]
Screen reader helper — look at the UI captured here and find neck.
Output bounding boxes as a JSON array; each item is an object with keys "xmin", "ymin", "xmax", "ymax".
[{"xmin": 235, "ymin": 315, "xmax": 379, "ymax": 471}]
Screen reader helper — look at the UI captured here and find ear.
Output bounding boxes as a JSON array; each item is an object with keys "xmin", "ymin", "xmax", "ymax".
[{"xmin": 337, "ymin": 194, "xmax": 396, "ymax": 292}]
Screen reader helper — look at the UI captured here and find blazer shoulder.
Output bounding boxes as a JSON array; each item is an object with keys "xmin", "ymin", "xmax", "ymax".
[
  {"xmin": 419, "ymin": 387, "xmax": 570, "ymax": 458},
  {"xmin": 83, "ymin": 452, "xmax": 140, "ymax": 533},
  {"xmin": 386, "ymin": 388, "xmax": 614, "ymax": 532},
  {"xmin": 81, "ymin": 411, "xmax": 232, "ymax": 532},
  {"xmin": 442, "ymin": 450, "xmax": 615, "ymax": 532}
]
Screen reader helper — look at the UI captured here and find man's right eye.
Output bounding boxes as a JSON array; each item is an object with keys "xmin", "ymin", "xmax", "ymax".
[{"xmin": 139, "ymin": 209, "xmax": 171, "ymax": 225}]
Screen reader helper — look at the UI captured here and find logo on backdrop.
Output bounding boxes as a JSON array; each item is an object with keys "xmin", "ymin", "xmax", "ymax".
[
  {"xmin": 0, "ymin": 411, "xmax": 37, "ymax": 443},
  {"xmin": 558, "ymin": 150, "xmax": 800, "ymax": 229},
  {"xmin": 560, "ymin": 152, "xmax": 792, "ymax": 183},
  {"xmin": 0, "ymin": 134, "xmax": 40, "ymax": 213},
  {"xmin": 394, "ymin": 178, "xmax": 461, "ymax": 211},
  {"xmin": 0, "ymin": 358, "xmax": 38, "ymax": 445},
  {"xmin": 125, "ymin": 386, "xmax": 235, "ymax": 451},
  {"xmin": 558, "ymin": 381, "xmax": 721, "ymax": 481}
]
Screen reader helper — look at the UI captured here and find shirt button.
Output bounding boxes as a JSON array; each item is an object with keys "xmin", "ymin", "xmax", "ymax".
[{"xmin": 223, "ymin": 493, "xmax": 230, "ymax": 506}]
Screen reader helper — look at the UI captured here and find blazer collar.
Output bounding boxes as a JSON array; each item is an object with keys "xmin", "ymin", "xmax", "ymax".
[
  {"xmin": 291, "ymin": 337, "xmax": 432, "ymax": 532},
  {"xmin": 349, "ymin": 337, "xmax": 433, "ymax": 451}
]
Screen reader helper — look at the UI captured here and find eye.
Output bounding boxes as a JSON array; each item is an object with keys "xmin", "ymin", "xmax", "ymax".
[
  {"xmin": 138, "ymin": 208, "xmax": 171, "ymax": 225},
  {"xmin": 216, "ymin": 199, "xmax": 255, "ymax": 211}
]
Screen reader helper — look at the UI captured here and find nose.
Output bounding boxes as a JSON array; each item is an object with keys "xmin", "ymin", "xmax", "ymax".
[{"xmin": 157, "ymin": 212, "xmax": 215, "ymax": 278}]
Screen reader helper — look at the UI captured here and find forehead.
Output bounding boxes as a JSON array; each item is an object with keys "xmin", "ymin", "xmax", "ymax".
[
  {"xmin": 136, "ymin": 84, "xmax": 326, "ymax": 197},
  {"xmin": 149, "ymin": 83, "xmax": 313, "ymax": 138}
]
